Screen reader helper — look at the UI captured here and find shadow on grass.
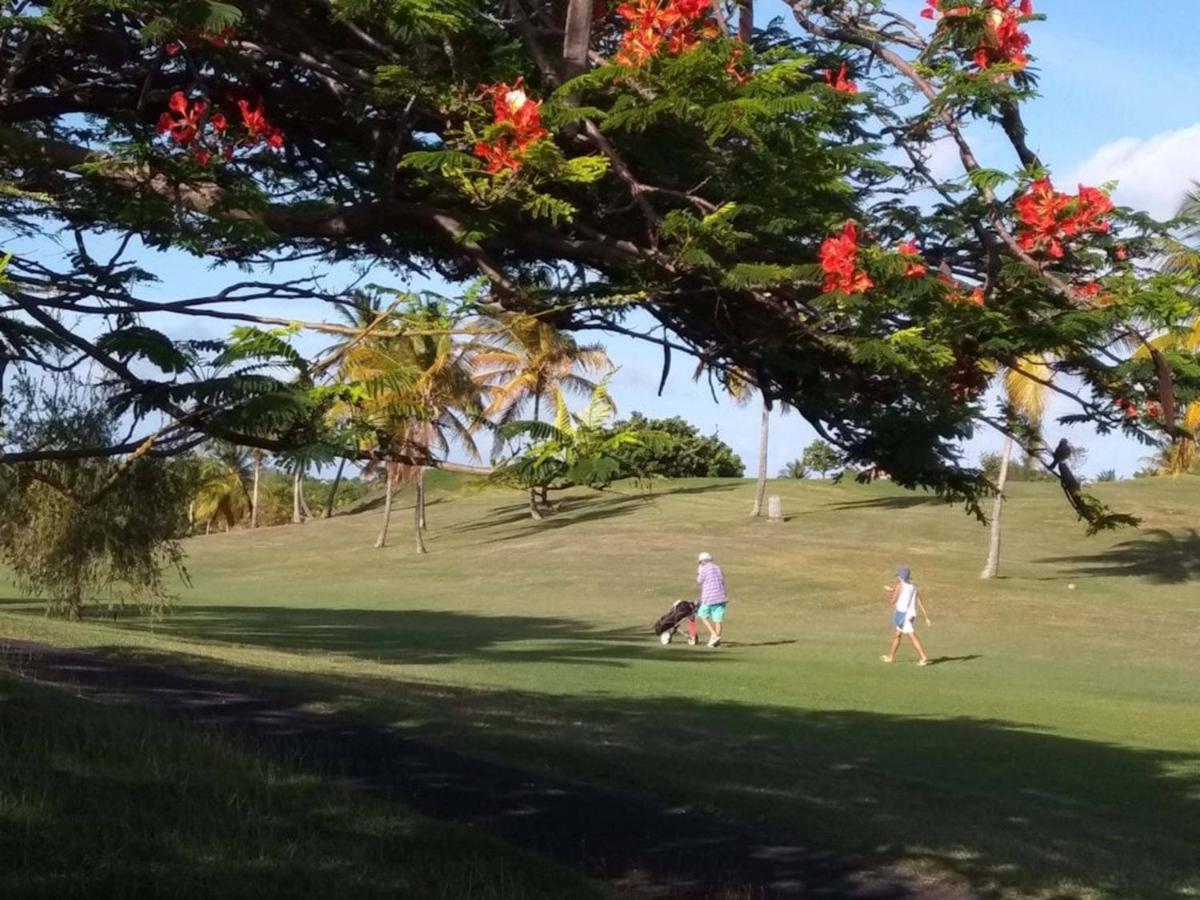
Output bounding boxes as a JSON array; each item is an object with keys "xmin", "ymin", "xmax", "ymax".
[
  {"xmin": 1039, "ymin": 528, "xmax": 1200, "ymax": 584},
  {"xmin": 102, "ymin": 606, "xmax": 734, "ymax": 669},
  {"xmin": 0, "ymin": 670, "xmax": 600, "ymax": 900},
  {"xmin": 923, "ymin": 654, "xmax": 982, "ymax": 666},
  {"xmin": 824, "ymin": 494, "xmax": 945, "ymax": 512},
  {"xmin": 37, "ymin": 644, "xmax": 1200, "ymax": 900}
]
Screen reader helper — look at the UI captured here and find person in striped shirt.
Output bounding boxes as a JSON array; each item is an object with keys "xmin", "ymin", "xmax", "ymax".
[{"xmin": 696, "ymin": 551, "xmax": 728, "ymax": 648}]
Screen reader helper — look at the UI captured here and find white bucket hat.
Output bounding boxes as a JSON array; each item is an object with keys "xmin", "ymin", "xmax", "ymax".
[{"xmin": 698, "ymin": 552, "xmax": 713, "ymax": 563}]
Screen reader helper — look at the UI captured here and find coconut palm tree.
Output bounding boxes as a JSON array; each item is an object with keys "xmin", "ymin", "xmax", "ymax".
[
  {"xmin": 340, "ymin": 302, "xmax": 485, "ymax": 551},
  {"xmin": 473, "ymin": 312, "xmax": 611, "ymax": 517},
  {"xmin": 190, "ymin": 446, "xmax": 252, "ymax": 534},
  {"xmin": 1138, "ymin": 185, "xmax": 1200, "ymax": 474},
  {"xmin": 692, "ymin": 362, "xmax": 777, "ymax": 517},
  {"xmin": 980, "ymin": 358, "xmax": 1051, "ymax": 579}
]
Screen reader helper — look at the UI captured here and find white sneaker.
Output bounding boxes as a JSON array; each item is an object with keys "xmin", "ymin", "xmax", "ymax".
[
  {"xmin": 708, "ymin": 635, "xmax": 721, "ymax": 648},
  {"xmin": 687, "ymin": 636, "xmax": 697, "ymax": 646},
  {"xmin": 659, "ymin": 631, "xmax": 672, "ymax": 645}
]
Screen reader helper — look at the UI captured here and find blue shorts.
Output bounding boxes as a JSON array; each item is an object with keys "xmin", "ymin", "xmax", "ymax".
[{"xmin": 699, "ymin": 602, "xmax": 726, "ymax": 623}]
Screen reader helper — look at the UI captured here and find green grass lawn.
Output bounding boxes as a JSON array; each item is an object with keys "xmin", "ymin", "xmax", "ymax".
[
  {"xmin": 3, "ymin": 475, "xmax": 1199, "ymax": 899},
  {"xmin": 0, "ymin": 670, "xmax": 605, "ymax": 899}
]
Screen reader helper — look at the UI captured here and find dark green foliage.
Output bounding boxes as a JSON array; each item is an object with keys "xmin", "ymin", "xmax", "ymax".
[
  {"xmin": 600, "ymin": 413, "xmax": 744, "ymax": 479},
  {"xmin": 779, "ymin": 459, "xmax": 809, "ymax": 479},
  {"xmin": 800, "ymin": 440, "xmax": 842, "ymax": 478}
]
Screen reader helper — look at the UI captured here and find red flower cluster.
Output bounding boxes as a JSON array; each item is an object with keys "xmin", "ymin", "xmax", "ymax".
[
  {"xmin": 614, "ymin": 0, "xmax": 720, "ymax": 68},
  {"xmin": 725, "ymin": 43, "xmax": 749, "ymax": 85},
  {"xmin": 824, "ymin": 63, "xmax": 858, "ymax": 94},
  {"xmin": 1015, "ymin": 178, "xmax": 1113, "ymax": 259},
  {"xmin": 163, "ymin": 26, "xmax": 237, "ymax": 58},
  {"xmin": 920, "ymin": 1, "xmax": 970, "ymax": 22},
  {"xmin": 973, "ymin": 0, "xmax": 1033, "ymax": 71},
  {"xmin": 473, "ymin": 79, "xmax": 549, "ymax": 174},
  {"xmin": 1114, "ymin": 397, "xmax": 1160, "ymax": 421},
  {"xmin": 923, "ymin": 1, "xmax": 1033, "ymax": 74},
  {"xmin": 157, "ymin": 90, "xmax": 284, "ymax": 165},
  {"xmin": 820, "ymin": 221, "xmax": 874, "ymax": 294},
  {"xmin": 897, "ymin": 241, "xmax": 928, "ymax": 278},
  {"xmin": 936, "ymin": 272, "xmax": 985, "ymax": 305},
  {"xmin": 238, "ymin": 98, "xmax": 285, "ymax": 149}
]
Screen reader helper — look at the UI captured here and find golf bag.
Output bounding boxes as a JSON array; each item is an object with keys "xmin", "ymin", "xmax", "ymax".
[{"xmin": 653, "ymin": 599, "xmax": 698, "ymax": 643}]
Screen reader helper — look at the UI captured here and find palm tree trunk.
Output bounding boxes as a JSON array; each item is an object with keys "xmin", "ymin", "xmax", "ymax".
[
  {"xmin": 981, "ymin": 435, "xmax": 1013, "ymax": 579},
  {"xmin": 750, "ymin": 400, "xmax": 770, "ymax": 517},
  {"xmin": 298, "ymin": 468, "xmax": 312, "ymax": 519},
  {"xmin": 529, "ymin": 391, "xmax": 542, "ymax": 519},
  {"xmin": 323, "ymin": 456, "xmax": 348, "ymax": 519},
  {"xmin": 417, "ymin": 467, "xmax": 427, "ymax": 530},
  {"xmin": 414, "ymin": 477, "xmax": 427, "ymax": 555},
  {"xmin": 251, "ymin": 455, "xmax": 261, "ymax": 529},
  {"xmin": 738, "ymin": 0, "xmax": 752, "ymax": 42},
  {"xmin": 291, "ymin": 468, "xmax": 303, "ymax": 524},
  {"xmin": 375, "ymin": 468, "xmax": 395, "ymax": 549}
]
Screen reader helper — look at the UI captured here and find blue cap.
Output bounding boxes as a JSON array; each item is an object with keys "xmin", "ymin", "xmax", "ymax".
[{"xmin": 896, "ymin": 567, "xmax": 911, "ymax": 581}]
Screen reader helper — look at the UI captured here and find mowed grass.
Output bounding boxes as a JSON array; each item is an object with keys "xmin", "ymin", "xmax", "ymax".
[
  {"xmin": 0, "ymin": 671, "xmax": 606, "ymax": 900},
  {"xmin": 3, "ymin": 475, "xmax": 1200, "ymax": 898}
]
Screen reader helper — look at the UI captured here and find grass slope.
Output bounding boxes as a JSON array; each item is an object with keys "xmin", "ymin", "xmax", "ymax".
[
  {"xmin": 3, "ymin": 476, "xmax": 1199, "ymax": 898},
  {"xmin": 0, "ymin": 671, "xmax": 605, "ymax": 899}
]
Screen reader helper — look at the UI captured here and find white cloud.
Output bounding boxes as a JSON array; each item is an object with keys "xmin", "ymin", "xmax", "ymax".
[{"xmin": 1068, "ymin": 123, "xmax": 1200, "ymax": 219}]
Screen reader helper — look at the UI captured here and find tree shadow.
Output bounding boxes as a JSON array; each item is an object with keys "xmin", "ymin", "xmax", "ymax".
[
  {"xmin": 824, "ymin": 494, "xmax": 946, "ymax": 511},
  {"xmin": 1038, "ymin": 528, "xmax": 1200, "ymax": 584},
  {"xmin": 14, "ymin": 644, "xmax": 1199, "ymax": 900},
  {"xmin": 107, "ymin": 606, "xmax": 732, "ymax": 669}
]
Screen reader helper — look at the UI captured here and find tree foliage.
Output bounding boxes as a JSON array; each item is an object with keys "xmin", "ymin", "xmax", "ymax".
[
  {"xmin": 2, "ymin": 0, "xmax": 1199, "ymax": 532},
  {"xmin": 600, "ymin": 413, "xmax": 744, "ymax": 478},
  {"xmin": 800, "ymin": 439, "xmax": 842, "ymax": 478},
  {"xmin": 0, "ymin": 376, "xmax": 189, "ymax": 617}
]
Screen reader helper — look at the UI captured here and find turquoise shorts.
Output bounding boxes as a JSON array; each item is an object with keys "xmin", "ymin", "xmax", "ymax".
[{"xmin": 698, "ymin": 602, "xmax": 726, "ymax": 623}]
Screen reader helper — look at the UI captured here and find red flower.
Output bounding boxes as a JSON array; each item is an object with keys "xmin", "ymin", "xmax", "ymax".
[
  {"xmin": 202, "ymin": 25, "xmax": 237, "ymax": 47},
  {"xmin": 237, "ymin": 97, "xmax": 285, "ymax": 149},
  {"xmin": 1114, "ymin": 244, "xmax": 1128, "ymax": 261},
  {"xmin": 615, "ymin": 0, "xmax": 721, "ymax": 69},
  {"xmin": 157, "ymin": 91, "xmax": 206, "ymax": 146},
  {"xmin": 820, "ymin": 221, "xmax": 874, "ymax": 295},
  {"xmin": 968, "ymin": 287, "xmax": 985, "ymax": 305},
  {"xmin": 164, "ymin": 41, "xmax": 183, "ymax": 57},
  {"xmin": 473, "ymin": 79, "xmax": 549, "ymax": 174},
  {"xmin": 209, "ymin": 112, "xmax": 228, "ymax": 133},
  {"xmin": 921, "ymin": 0, "xmax": 970, "ymax": 20},
  {"xmin": 1016, "ymin": 177, "xmax": 1112, "ymax": 259},
  {"xmin": 897, "ymin": 241, "xmax": 927, "ymax": 278},
  {"xmin": 725, "ymin": 43, "xmax": 749, "ymax": 85},
  {"xmin": 825, "ymin": 63, "xmax": 858, "ymax": 94},
  {"xmin": 1147, "ymin": 401, "xmax": 1162, "ymax": 420},
  {"xmin": 1114, "ymin": 397, "xmax": 1138, "ymax": 418},
  {"xmin": 192, "ymin": 147, "xmax": 212, "ymax": 166},
  {"xmin": 1071, "ymin": 282, "xmax": 1104, "ymax": 302},
  {"xmin": 973, "ymin": 0, "xmax": 1032, "ymax": 72}
]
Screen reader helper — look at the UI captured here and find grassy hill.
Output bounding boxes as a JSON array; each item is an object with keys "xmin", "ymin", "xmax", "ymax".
[{"xmin": 3, "ymin": 476, "xmax": 1199, "ymax": 898}]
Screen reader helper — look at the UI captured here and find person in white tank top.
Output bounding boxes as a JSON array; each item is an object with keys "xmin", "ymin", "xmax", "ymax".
[{"xmin": 882, "ymin": 566, "xmax": 931, "ymax": 665}]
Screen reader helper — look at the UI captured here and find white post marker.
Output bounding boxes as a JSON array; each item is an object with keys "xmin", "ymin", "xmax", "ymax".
[{"xmin": 767, "ymin": 495, "xmax": 783, "ymax": 522}]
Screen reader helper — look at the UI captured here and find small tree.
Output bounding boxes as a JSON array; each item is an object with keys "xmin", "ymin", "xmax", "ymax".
[
  {"xmin": 493, "ymin": 382, "xmax": 640, "ymax": 516},
  {"xmin": 779, "ymin": 459, "xmax": 809, "ymax": 479},
  {"xmin": 0, "ymin": 377, "xmax": 189, "ymax": 618},
  {"xmin": 801, "ymin": 440, "xmax": 843, "ymax": 479}
]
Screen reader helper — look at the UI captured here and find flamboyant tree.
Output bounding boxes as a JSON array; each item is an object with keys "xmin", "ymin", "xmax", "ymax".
[{"xmin": 2, "ymin": 0, "xmax": 1199, "ymax": 530}]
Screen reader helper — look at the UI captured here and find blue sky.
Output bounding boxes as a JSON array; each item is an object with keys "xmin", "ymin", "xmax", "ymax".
[{"xmin": 11, "ymin": 1, "xmax": 1200, "ymax": 477}]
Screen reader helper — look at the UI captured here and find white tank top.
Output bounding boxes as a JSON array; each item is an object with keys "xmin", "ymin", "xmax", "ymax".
[{"xmin": 895, "ymin": 583, "xmax": 918, "ymax": 616}]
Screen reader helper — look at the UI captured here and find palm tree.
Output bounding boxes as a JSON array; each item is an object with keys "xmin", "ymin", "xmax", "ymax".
[
  {"xmin": 980, "ymin": 358, "xmax": 1051, "ymax": 579},
  {"xmin": 474, "ymin": 312, "xmax": 611, "ymax": 517},
  {"xmin": 692, "ymin": 362, "xmax": 774, "ymax": 516},
  {"xmin": 340, "ymin": 302, "xmax": 485, "ymax": 551},
  {"xmin": 190, "ymin": 446, "xmax": 252, "ymax": 534},
  {"xmin": 1140, "ymin": 185, "xmax": 1200, "ymax": 474}
]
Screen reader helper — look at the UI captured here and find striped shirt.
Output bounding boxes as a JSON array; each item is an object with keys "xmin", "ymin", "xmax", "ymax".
[{"xmin": 697, "ymin": 563, "xmax": 727, "ymax": 606}]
